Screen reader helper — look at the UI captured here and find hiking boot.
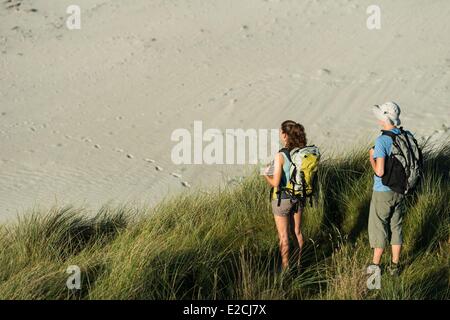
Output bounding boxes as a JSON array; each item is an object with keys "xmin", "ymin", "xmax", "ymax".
[{"xmin": 387, "ymin": 262, "xmax": 400, "ymax": 277}]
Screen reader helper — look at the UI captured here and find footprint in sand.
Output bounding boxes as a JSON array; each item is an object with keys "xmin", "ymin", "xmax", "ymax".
[
  {"xmin": 317, "ymin": 68, "xmax": 331, "ymax": 77},
  {"xmin": 50, "ymin": 143, "xmax": 63, "ymax": 148},
  {"xmin": 223, "ymin": 88, "xmax": 233, "ymax": 97},
  {"xmin": 181, "ymin": 181, "xmax": 191, "ymax": 188},
  {"xmin": 5, "ymin": 1, "xmax": 21, "ymax": 11}
]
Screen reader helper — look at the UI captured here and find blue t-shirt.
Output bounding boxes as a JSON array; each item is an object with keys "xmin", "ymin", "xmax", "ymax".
[{"xmin": 373, "ymin": 128, "xmax": 401, "ymax": 192}]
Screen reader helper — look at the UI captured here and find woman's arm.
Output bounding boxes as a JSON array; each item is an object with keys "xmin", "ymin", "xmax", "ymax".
[{"xmin": 264, "ymin": 152, "xmax": 284, "ymax": 187}]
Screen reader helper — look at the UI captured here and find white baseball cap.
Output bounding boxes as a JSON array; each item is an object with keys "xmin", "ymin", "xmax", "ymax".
[{"xmin": 372, "ymin": 102, "xmax": 401, "ymax": 126}]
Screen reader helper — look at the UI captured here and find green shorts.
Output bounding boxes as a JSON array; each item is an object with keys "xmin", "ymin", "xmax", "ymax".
[{"xmin": 368, "ymin": 191, "xmax": 405, "ymax": 249}]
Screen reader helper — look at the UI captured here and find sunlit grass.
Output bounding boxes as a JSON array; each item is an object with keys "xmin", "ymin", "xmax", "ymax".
[{"xmin": 0, "ymin": 144, "xmax": 448, "ymax": 300}]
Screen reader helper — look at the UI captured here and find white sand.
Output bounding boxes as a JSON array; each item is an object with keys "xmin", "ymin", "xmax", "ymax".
[{"xmin": 1, "ymin": 0, "xmax": 449, "ymax": 221}]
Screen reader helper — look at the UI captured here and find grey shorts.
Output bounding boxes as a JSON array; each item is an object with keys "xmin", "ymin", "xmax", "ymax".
[{"xmin": 272, "ymin": 199, "xmax": 300, "ymax": 217}]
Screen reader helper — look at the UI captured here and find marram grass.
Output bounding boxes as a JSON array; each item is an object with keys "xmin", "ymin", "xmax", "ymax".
[{"xmin": 0, "ymin": 144, "xmax": 448, "ymax": 300}]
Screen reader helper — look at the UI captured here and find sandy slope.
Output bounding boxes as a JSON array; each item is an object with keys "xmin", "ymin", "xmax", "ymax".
[{"xmin": 0, "ymin": 0, "xmax": 449, "ymax": 221}]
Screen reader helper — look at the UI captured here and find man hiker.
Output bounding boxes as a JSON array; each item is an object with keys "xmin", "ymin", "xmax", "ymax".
[{"xmin": 368, "ymin": 101, "xmax": 422, "ymax": 276}]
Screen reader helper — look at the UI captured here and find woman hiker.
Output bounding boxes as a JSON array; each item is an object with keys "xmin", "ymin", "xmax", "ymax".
[{"xmin": 263, "ymin": 120, "xmax": 307, "ymax": 271}]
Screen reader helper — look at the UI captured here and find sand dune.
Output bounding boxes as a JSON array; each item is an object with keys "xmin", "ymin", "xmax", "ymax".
[{"xmin": 0, "ymin": 0, "xmax": 449, "ymax": 220}]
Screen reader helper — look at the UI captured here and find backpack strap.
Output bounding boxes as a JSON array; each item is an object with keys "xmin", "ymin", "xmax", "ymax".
[
  {"xmin": 381, "ymin": 129, "xmax": 398, "ymax": 140},
  {"xmin": 269, "ymin": 186, "xmax": 283, "ymax": 207},
  {"xmin": 381, "ymin": 129, "xmax": 403, "ymax": 157},
  {"xmin": 279, "ymin": 148, "xmax": 291, "ymax": 162},
  {"xmin": 277, "ymin": 189, "xmax": 282, "ymax": 207}
]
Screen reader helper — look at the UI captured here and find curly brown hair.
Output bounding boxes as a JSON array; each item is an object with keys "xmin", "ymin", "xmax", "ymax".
[{"xmin": 281, "ymin": 120, "xmax": 307, "ymax": 150}]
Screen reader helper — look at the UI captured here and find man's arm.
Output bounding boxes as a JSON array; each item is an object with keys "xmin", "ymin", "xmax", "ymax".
[{"xmin": 369, "ymin": 148, "xmax": 385, "ymax": 177}]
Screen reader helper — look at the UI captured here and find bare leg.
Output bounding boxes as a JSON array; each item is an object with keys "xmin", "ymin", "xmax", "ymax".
[
  {"xmin": 391, "ymin": 245, "xmax": 401, "ymax": 264},
  {"xmin": 290, "ymin": 207, "xmax": 304, "ymax": 267},
  {"xmin": 373, "ymin": 248, "xmax": 384, "ymax": 265},
  {"xmin": 274, "ymin": 215, "xmax": 290, "ymax": 270}
]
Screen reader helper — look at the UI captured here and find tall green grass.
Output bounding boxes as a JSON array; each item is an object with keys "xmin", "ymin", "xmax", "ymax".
[{"xmin": 0, "ymin": 144, "xmax": 448, "ymax": 300}]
